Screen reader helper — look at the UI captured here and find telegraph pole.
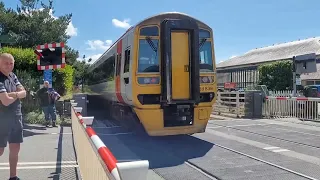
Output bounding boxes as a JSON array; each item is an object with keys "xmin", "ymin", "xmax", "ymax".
[{"xmin": 292, "ymin": 56, "xmax": 296, "ymax": 97}]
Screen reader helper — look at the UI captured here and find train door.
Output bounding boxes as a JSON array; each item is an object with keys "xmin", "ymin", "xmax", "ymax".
[
  {"xmin": 123, "ymin": 46, "xmax": 132, "ymax": 101},
  {"xmin": 161, "ymin": 19, "xmax": 200, "ymax": 105},
  {"xmin": 171, "ymin": 31, "xmax": 190, "ymax": 100}
]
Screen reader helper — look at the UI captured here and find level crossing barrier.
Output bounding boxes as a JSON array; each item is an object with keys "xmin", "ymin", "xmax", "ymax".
[
  {"xmin": 70, "ymin": 100, "xmax": 149, "ymax": 180},
  {"xmin": 263, "ymin": 96, "xmax": 320, "ymax": 121}
]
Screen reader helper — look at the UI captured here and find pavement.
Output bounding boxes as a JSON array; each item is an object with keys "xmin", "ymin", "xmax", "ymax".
[{"xmin": 0, "ymin": 124, "xmax": 81, "ymax": 180}]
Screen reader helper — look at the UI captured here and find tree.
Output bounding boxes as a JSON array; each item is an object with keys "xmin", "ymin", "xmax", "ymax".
[
  {"xmin": 258, "ymin": 60, "xmax": 293, "ymax": 91},
  {"xmin": 0, "ymin": 0, "xmax": 70, "ymax": 47},
  {"xmin": 0, "ymin": 0, "xmax": 80, "ymax": 66},
  {"xmin": 72, "ymin": 60, "xmax": 90, "ymax": 86}
]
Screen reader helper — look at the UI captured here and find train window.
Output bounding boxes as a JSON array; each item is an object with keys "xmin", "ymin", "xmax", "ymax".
[
  {"xmin": 199, "ymin": 41, "xmax": 214, "ymax": 72},
  {"xmin": 140, "ymin": 26, "xmax": 159, "ymax": 36},
  {"xmin": 116, "ymin": 53, "xmax": 122, "ymax": 76},
  {"xmin": 87, "ymin": 54, "xmax": 115, "ymax": 85},
  {"xmin": 199, "ymin": 29, "xmax": 210, "ymax": 38},
  {"xmin": 124, "ymin": 48, "xmax": 130, "ymax": 73},
  {"xmin": 138, "ymin": 39, "xmax": 159, "ymax": 73}
]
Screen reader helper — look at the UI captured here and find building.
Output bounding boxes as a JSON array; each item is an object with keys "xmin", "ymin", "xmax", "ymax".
[{"xmin": 216, "ymin": 37, "xmax": 320, "ymax": 90}]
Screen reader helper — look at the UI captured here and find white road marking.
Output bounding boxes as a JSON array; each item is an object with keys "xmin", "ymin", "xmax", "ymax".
[
  {"xmin": 50, "ymin": 133, "xmax": 73, "ymax": 135},
  {"xmin": 0, "ymin": 165, "xmax": 78, "ymax": 170},
  {"xmin": 0, "ymin": 161, "xmax": 77, "ymax": 166},
  {"xmin": 263, "ymin": 147, "xmax": 280, "ymax": 150},
  {"xmin": 272, "ymin": 149, "xmax": 290, "ymax": 153}
]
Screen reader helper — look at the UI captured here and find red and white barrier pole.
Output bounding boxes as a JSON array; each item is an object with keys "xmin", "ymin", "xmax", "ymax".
[
  {"xmin": 86, "ymin": 127, "xmax": 121, "ymax": 180},
  {"xmin": 71, "ymin": 102, "xmax": 149, "ymax": 180}
]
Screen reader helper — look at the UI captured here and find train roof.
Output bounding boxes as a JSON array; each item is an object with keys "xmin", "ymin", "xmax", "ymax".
[
  {"xmin": 135, "ymin": 12, "xmax": 212, "ymax": 29},
  {"xmin": 89, "ymin": 12, "xmax": 212, "ymax": 70}
]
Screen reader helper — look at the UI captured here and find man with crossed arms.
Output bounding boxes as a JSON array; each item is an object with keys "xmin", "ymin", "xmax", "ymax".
[{"xmin": 0, "ymin": 53, "xmax": 26, "ymax": 180}]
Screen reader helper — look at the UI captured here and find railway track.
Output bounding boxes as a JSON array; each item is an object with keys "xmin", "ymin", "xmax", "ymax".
[
  {"xmin": 209, "ymin": 123, "xmax": 320, "ymax": 149},
  {"xmin": 152, "ymin": 133, "xmax": 317, "ymax": 180}
]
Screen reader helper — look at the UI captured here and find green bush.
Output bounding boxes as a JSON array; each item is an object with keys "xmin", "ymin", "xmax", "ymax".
[
  {"xmin": 24, "ymin": 110, "xmax": 64, "ymax": 125},
  {"xmin": 258, "ymin": 60, "xmax": 293, "ymax": 91},
  {"xmin": 0, "ymin": 47, "xmax": 75, "ymax": 102},
  {"xmin": 0, "ymin": 47, "xmax": 41, "ymax": 77},
  {"xmin": 53, "ymin": 64, "xmax": 74, "ymax": 98}
]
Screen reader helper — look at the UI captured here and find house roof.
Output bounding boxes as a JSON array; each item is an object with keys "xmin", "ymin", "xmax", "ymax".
[{"xmin": 217, "ymin": 37, "xmax": 320, "ymax": 69}]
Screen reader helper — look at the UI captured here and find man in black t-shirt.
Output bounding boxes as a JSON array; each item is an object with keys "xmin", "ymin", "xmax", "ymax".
[
  {"xmin": 36, "ymin": 81, "xmax": 59, "ymax": 127},
  {"xmin": 0, "ymin": 53, "xmax": 26, "ymax": 180}
]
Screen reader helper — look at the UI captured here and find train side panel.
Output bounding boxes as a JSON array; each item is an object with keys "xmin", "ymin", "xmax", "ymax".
[
  {"xmin": 120, "ymin": 29, "xmax": 135, "ymax": 106},
  {"xmin": 87, "ymin": 42, "xmax": 118, "ymax": 102}
]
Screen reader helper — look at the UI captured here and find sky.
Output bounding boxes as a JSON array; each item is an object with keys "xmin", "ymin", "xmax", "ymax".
[{"xmin": 2, "ymin": 0, "xmax": 320, "ymax": 64}]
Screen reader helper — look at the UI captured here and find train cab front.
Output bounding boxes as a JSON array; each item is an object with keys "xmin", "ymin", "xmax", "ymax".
[{"xmin": 133, "ymin": 16, "xmax": 216, "ymax": 136}]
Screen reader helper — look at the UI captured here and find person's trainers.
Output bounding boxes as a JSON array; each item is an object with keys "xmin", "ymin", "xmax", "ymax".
[
  {"xmin": 8, "ymin": 176, "xmax": 20, "ymax": 180},
  {"xmin": 52, "ymin": 122, "xmax": 57, "ymax": 127}
]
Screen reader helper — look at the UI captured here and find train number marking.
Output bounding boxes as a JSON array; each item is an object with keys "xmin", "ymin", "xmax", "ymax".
[{"xmin": 200, "ymin": 86, "xmax": 213, "ymax": 91}]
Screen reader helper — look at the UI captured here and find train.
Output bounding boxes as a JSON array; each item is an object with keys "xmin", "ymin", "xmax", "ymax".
[{"xmin": 86, "ymin": 12, "xmax": 217, "ymax": 136}]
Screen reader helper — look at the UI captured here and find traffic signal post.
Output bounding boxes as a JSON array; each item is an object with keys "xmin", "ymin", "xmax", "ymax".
[{"xmin": 34, "ymin": 42, "xmax": 66, "ymax": 89}]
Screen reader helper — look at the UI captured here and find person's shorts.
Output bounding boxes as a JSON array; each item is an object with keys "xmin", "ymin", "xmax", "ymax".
[{"xmin": 0, "ymin": 115, "xmax": 23, "ymax": 148}]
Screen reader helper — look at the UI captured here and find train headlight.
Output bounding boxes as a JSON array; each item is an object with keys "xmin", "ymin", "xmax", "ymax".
[
  {"xmin": 138, "ymin": 77, "xmax": 160, "ymax": 84},
  {"xmin": 200, "ymin": 76, "xmax": 214, "ymax": 84}
]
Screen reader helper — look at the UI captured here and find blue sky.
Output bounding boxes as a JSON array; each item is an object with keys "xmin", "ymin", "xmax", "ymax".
[{"xmin": 2, "ymin": 0, "xmax": 320, "ymax": 64}]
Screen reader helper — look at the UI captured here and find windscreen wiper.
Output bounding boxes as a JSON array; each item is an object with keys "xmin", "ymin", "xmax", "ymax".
[
  {"xmin": 146, "ymin": 36, "xmax": 157, "ymax": 52},
  {"xmin": 199, "ymin": 38, "xmax": 207, "ymax": 50}
]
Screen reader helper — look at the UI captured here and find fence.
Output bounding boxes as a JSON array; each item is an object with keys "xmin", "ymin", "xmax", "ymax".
[
  {"xmin": 213, "ymin": 91, "xmax": 320, "ymax": 121},
  {"xmin": 268, "ymin": 90, "xmax": 293, "ymax": 97},
  {"xmin": 263, "ymin": 96, "xmax": 320, "ymax": 121},
  {"xmin": 213, "ymin": 91, "xmax": 245, "ymax": 117}
]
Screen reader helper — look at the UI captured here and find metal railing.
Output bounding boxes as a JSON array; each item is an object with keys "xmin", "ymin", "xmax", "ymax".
[{"xmin": 263, "ymin": 96, "xmax": 320, "ymax": 121}]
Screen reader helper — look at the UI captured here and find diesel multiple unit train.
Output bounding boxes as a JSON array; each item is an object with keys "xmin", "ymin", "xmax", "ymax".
[{"xmin": 86, "ymin": 12, "xmax": 217, "ymax": 136}]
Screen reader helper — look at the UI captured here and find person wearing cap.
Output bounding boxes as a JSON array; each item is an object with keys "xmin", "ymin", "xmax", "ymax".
[{"xmin": 35, "ymin": 81, "xmax": 60, "ymax": 127}]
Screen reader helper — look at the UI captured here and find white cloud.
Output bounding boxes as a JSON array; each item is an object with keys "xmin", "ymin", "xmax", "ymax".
[
  {"xmin": 89, "ymin": 54, "xmax": 102, "ymax": 62},
  {"xmin": 86, "ymin": 40, "xmax": 113, "ymax": 51},
  {"xmin": 77, "ymin": 54, "xmax": 102, "ymax": 64},
  {"xmin": 230, "ymin": 55, "xmax": 237, "ymax": 59},
  {"xmin": 112, "ymin": 18, "xmax": 131, "ymax": 29},
  {"xmin": 66, "ymin": 22, "xmax": 78, "ymax": 36},
  {"xmin": 20, "ymin": 8, "xmax": 78, "ymax": 37},
  {"xmin": 81, "ymin": 54, "xmax": 102, "ymax": 64}
]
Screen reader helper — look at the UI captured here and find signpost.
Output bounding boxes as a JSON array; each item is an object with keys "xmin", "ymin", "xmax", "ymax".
[{"xmin": 43, "ymin": 69, "xmax": 53, "ymax": 89}]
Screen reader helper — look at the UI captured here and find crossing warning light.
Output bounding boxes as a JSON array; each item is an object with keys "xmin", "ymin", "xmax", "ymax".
[{"xmin": 35, "ymin": 42, "xmax": 66, "ymax": 70}]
